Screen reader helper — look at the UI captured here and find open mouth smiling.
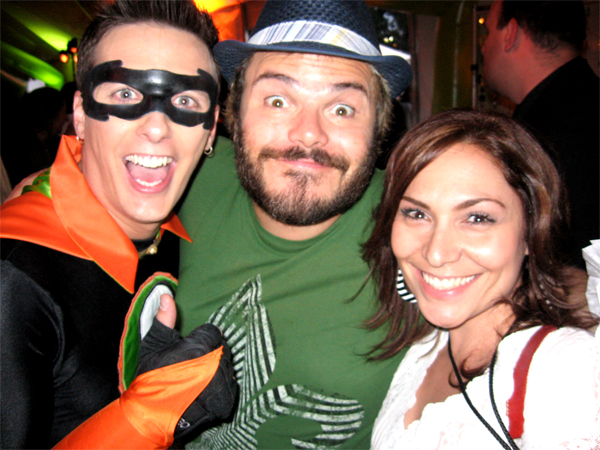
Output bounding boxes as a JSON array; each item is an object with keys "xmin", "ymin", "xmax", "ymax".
[
  {"xmin": 422, "ymin": 272, "xmax": 476, "ymax": 291},
  {"xmin": 125, "ymin": 155, "xmax": 173, "ymax": 188}
]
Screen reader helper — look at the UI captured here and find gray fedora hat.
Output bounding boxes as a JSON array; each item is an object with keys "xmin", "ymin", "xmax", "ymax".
[{"xmin": 214, "ymin": 0, "xmax": 413, "ymax": 98}]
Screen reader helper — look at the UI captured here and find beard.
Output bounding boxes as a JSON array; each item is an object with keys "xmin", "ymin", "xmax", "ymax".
[{"xmin": 234, "ymin": 130, "xmax": 377, "ymax": 226}]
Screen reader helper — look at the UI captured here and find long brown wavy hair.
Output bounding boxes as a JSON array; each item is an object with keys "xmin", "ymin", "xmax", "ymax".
[{"xmin": 363, "ymin": 108, "xmax": 598, "ymax": 360}]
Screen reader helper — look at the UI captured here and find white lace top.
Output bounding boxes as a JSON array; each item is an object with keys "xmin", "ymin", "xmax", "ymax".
[{"xmin": 372, "ymin": 326, "xmax": 600, "ymax": 450}]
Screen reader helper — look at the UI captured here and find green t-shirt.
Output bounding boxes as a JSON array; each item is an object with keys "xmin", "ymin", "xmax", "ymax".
[{"xmin": 177, "ymin": 137, "xmax": 405, "ymax": 449}]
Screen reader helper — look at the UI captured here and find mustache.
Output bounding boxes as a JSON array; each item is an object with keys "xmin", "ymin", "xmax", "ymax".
[{"xmin": 257, "ymin": 146, "xmax": 350, "ymax": 173}]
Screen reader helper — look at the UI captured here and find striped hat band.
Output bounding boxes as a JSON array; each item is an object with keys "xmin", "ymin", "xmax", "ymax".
[{"xmin": 249, "ymin": 20, "xmax": 382, "ymax": 58}]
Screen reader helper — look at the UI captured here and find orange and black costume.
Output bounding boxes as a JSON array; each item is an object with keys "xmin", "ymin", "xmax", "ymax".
[{"xmin": 1, "ymin": 136, "xmax": 224, "ymax": 449}]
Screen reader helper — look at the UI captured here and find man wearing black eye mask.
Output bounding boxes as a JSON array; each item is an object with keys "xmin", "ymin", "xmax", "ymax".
[
  {"xmin": 0, "ymin": 1, "xmax": 237, "ymax": 449},
  {"xmin": 81, "ymin": 60, "xmax": 218, "ymax": 128}
]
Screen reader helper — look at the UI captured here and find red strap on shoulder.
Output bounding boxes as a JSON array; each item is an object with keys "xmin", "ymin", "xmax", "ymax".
[{"xmin": 507, "ymin": 325, "xmax": 557, "ymax": 439}]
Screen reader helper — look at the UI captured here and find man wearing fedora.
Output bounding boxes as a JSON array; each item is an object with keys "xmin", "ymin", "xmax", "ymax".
[{"xmin": 174, "ymin": 0, "xmax": 412, "ymax": 448}]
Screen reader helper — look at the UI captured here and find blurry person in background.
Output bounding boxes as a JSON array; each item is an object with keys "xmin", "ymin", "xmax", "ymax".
[{"xmin": 482, "ymin": 0, "xmax": 599, "ymax": 269}]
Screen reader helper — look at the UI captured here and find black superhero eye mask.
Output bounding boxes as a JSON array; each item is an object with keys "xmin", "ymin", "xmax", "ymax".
[{"xmin": 81, "ymin": 60, "xmax": 218, "ymax": 129}]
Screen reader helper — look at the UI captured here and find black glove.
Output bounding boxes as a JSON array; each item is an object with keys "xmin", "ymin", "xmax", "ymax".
[{"xmin": 136, "ymin": 318, "xmax": 237, "ymax": 439}]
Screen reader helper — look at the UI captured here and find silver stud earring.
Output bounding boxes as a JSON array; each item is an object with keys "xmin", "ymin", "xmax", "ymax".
[
  {"xmin": 203, "ymin": 146, "xmax": 214, "ymax": 156},
  {"xmin": 397, "ymin": 269, "xmax": 416, "ymax": 302}
]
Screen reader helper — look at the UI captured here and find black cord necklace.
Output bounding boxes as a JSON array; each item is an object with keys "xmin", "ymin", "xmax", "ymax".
[{"xmin": 447, "ymin": 337, "xmax": 520, "ymax": 450}]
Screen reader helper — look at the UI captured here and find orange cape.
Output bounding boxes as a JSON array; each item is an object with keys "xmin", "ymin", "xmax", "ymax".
[{"xmin": 0, "ymin": 135, "xmax": 191, "ymax": 293}]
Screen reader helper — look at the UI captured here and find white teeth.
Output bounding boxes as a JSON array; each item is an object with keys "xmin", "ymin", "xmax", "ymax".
[
  {"xmin": 422, "ymin": 273, "xmax": 475, "ymax": 290},
  {"xmin": 125, "ymin": 155, "xmax": 173, "ymax": 168},
  {"xmin": 135, "ymin": 179, "xmax": 162, "ymax": 187}
]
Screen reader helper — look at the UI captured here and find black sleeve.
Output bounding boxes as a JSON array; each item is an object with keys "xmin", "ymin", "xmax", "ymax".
[{"xmin": 1, "ymin": 260, "xmax": 63, "ymax": 449}]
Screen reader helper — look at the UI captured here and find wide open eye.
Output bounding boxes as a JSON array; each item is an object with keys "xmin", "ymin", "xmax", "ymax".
[
  {"xmin": 93, "ymin": 83, "xmax": 142, "ymax": 104},
  {"xmin": 172, "ymin": 91, "xmax": 210, "ymax": 112},
  {"xmin": 332, "ymin": 104, "xmax": 354, "ymax": 117},
  {"xmin": 117, "ymin": 88, "xmax": 136, "ymax": 100},
  {"xmin": 266, "ymin": 95, "xmax": 288, "ymax": 108},
  {"xmin": 173, "ymin": 95, "xmax": 196, "ymax": 108}
]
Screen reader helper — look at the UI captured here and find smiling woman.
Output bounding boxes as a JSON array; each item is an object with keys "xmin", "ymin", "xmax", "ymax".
[
  {"xmin": 364, "ymin": 108, "xmax": 600, "ymax": 449},
  {"xmin": 392, "ymin": 143, "xmax": 528, "ymax": 333}
]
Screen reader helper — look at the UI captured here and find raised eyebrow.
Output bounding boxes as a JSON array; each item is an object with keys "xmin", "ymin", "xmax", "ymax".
[
  {"xmin": 252, "ymin": 72, "xmax": 368, "ymax": 98},
  {"xmin": 252, "ymin": 71, "xmax": 297, "ymax": 88},
  {"xmin": 331, "ymin": 82, "xmax": 369, "ymax": 98}
]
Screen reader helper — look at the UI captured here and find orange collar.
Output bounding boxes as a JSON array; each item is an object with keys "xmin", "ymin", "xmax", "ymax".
[{"xmin": 1, "ymin": 135, "xmax": 191, "ymax": 293}]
